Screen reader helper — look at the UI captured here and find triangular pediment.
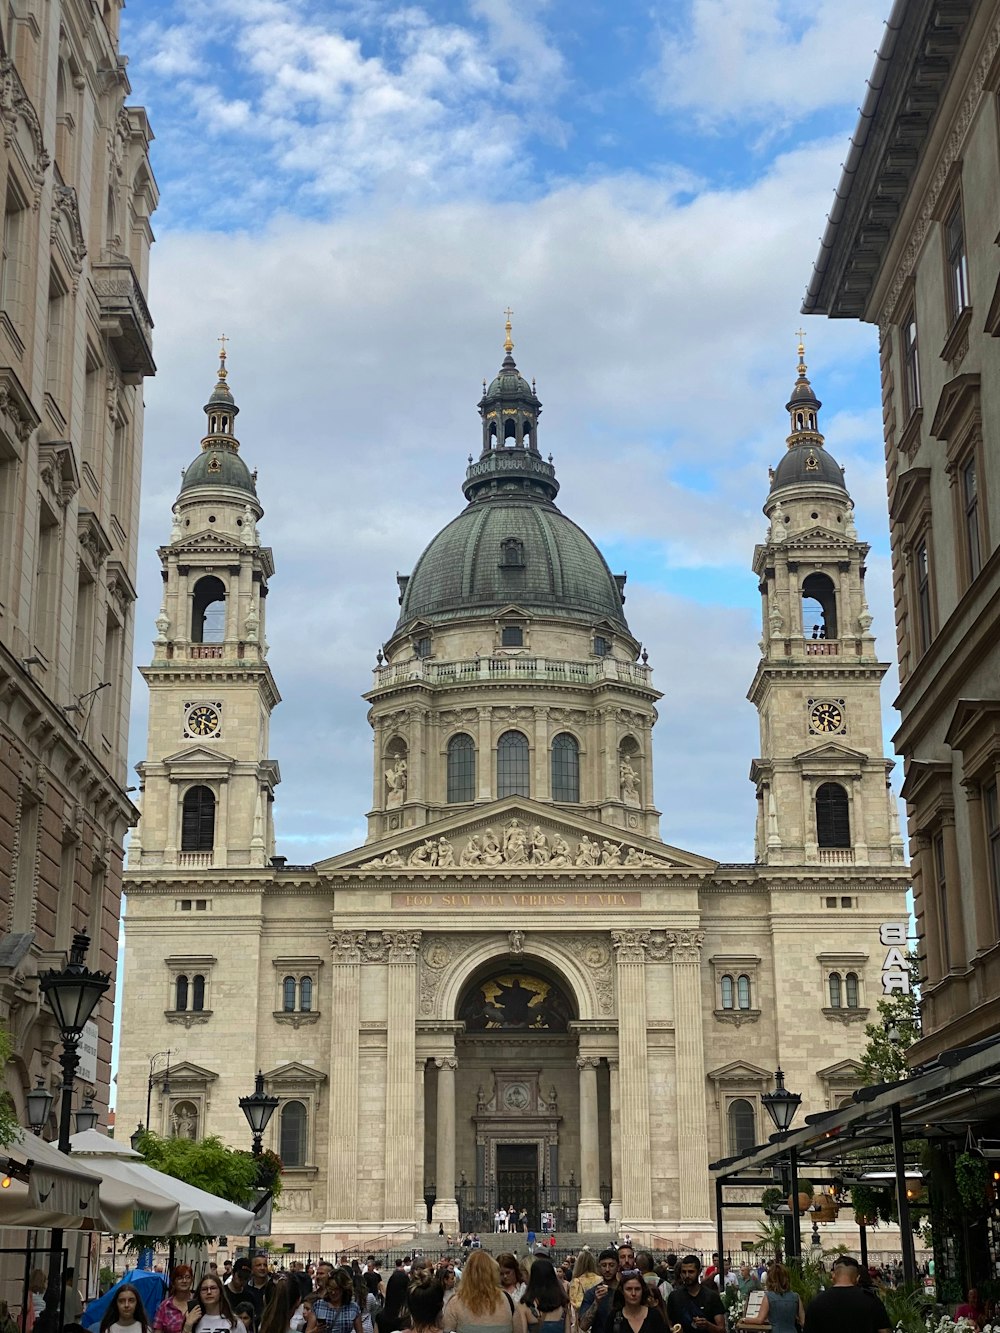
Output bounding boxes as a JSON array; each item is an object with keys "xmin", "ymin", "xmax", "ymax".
[
  {"xmin": 786, "ymin": 526, "xmax": 851, "ymax": 547},
  {"xmin": 707, "ymin": 1060, "xmax": 773, "ymax": 1087},
  {"xmin": 794, "ymin": 740, "xmax": 868, "ymax": 765},
  {"xmin": 317, "ymin": 796, "xmax": 717, "ymax": 875},
  {"xmin": 263, "ymin": 1061, "xmax": 327, "ymax": 1086},
  {"xmin": 156, "ymin": 1060, "xmax": 217, "ymax": 1085},
  {"xmin": 815, "ymin": 1058, "xmax": 864, "ymax": 1082},
  {"xmin": 163, "ymin": 530, "xmax": 244, "ymax": 556},
  {"xmin": 495, "ymin": 603, "xmax": 531, "ymax": 619},
  {"xmin": 163, "ymin": 744, "xmax": 235, "ymax": 768}
]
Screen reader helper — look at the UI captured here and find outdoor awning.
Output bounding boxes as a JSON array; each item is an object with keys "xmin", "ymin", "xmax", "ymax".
[
  {"xmin": 710, "ymin": 1031, "xmax": 1000, "ymax": 1180},
  {"xmin": 0, "ymin": 1127, "xmax": 104, "ymax": 1228},
  {"xmin": 69, "ymin": 1131, "xmax": 257, "ymax": 1236}
]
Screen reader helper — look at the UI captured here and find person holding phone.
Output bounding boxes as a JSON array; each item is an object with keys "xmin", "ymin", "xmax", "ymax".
[
  {"xmin": 183, "ymin": 1275, "xmax": 235, "ymax": 1333},
  {"xmin": 665, "ymin": 1259, "xmax": 724, "ymax": 1333}
]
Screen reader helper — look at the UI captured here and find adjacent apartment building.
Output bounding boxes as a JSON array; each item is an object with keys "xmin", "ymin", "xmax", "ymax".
[
  {"xmin": 0, "ymin": 0, "xmax": 156, "ymax": 1121},
  {"xmin": 804, "ymin": 0, "xmax": 999, "ymax": 1063}
]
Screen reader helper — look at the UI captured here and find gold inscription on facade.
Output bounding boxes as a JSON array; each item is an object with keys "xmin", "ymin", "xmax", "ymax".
[{"xmin": 391, "ymin": 891, "xmax": 642, "ymax": 910}]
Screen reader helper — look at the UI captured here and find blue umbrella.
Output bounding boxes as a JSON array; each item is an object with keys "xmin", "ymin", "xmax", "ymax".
[{"xmin": 83, "ymin": 1269, "xmax": 168, "ymax": 1330}]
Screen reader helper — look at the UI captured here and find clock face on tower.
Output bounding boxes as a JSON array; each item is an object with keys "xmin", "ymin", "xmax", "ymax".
[
  {"xmin": 809, "ymin": 701, "xmax": 844, "ymax": 734},
  {"xmin": 185, "ymin": 703, "xmax": 222, "ymax": 738}
]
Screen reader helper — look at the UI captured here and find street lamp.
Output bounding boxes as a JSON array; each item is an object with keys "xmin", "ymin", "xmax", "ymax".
[
  {"xmin": 25, "ymin": 1077, "xmax": 54, "ymax": 1134},
  {"xmin": 130, "ymin": 1123, "xmax": 146, "ymax": 1151},
  {"xmin": 762, "ymin": 1068, "xmax": 803, "ymax": 1261},
  {"xmin": 239, "ymin": 1071, "xmax": 278, "ymax": 1156},
  {"xmin": 146, "ymin": 1050, "xmax": 172, "ymax": 1131},
  {"xmin": 38, "ymin": 932, "xmax": 110, "ymax": 1320},
  {"xmin": 74, "ymin": 1094, "xmax": 99, "ymax": 1134}
]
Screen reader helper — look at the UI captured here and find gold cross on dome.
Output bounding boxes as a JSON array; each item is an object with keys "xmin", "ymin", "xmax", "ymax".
[
  {"xmin": 218, "ymin": 332, "xmax": 229, "ymax": 359},
  {"xmin": 503, "ymin": 307, "xmax": 514, "ymax": 354}
]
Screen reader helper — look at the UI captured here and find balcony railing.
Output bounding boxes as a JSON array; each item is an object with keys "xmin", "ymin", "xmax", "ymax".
[
  {"xmin": 818, "ymin": 848, "xmax": 854, "ymax": 864},
  {"xmin": 189, "ymin": 644, "xmax": 223, "ymax": 659},
  {"xmin": 178, "ymin": 851, "xmax": 213, "ymax": 868},
  {"xmin": 372, "ymin": 655, "xmax": 652, "ymax": 690},
  {"xmin": 804, "ymin": 641, "xmax": 839, "ymax": 655},
  {"xmin": 92, "ymin": 260, "xmax": 155, "ymax": 378}
]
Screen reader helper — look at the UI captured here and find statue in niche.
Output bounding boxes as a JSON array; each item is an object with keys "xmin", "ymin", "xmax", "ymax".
[
  {"xmin": 385, "ymin": 756, "xmax": 407, "ymax": 807},
  {"xmin": 508, "ymin": 929, "xmax": 525, "ymax": 955},
  {"xmin": 172, "ymin": 1104, "xmax": 197, "ymax": 1140},
  {"xmin": 170, "ymin": 506, "xmax": 183, "ymax": 542},
  {"xmin": 619, "ymin": 756, "xmax": 640, "ymax": 807}
]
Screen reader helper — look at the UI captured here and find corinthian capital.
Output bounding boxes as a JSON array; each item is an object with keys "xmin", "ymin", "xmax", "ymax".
[
  {"xmin": 666, "ymin": 929, "xmax": 705, "ymax": 963},
  {"xmin": 328, "ymin": 929, "xmax": 367, "ymax": 962},
  {"xmin": 386, "ymin": 929, "xmax": 422, "ymax": 961},
  {"xmin": 611, "ymin": 929, "xmax": 650, "ymax": 963},
  {"xmin": 576, "ymin": 1055, "xmax": 601, "ymax": 1070}
]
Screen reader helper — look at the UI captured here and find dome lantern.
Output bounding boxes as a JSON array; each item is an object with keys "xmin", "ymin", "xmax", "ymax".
[
  {"xmin": 769, "ymin": 336, "xmax": 848, "ymax": 499},
  {"xmin": 178, "ymin": 338, "xmax": 259, "ymax": 499}
]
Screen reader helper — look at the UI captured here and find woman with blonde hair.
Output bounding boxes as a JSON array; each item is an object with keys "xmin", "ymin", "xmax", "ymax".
[
  {"xmin": 741, "ymin": 1264, "xmax": 802, "ymax": 1333},
  {"xmin": 449, "ymin": 1253, "xmax": 525, "ymax": 1333},
  {"xmin": 568, "ymin": 1254, "xmax": 599, "ymax": 1323}
]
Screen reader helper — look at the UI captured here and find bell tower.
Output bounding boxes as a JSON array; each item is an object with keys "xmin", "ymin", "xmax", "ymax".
[
  {"xmin": 130, "ymin": 345, "xmax": 281, "ymax": 871},
  {"xmin": 748, "ymin": 340, "xmax": 904, "ymax": 868}
]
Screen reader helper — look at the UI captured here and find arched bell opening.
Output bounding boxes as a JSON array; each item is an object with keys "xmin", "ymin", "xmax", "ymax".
[{"xmin": 802, "ymin": 571, "xmax": 838, "ymax": 640}]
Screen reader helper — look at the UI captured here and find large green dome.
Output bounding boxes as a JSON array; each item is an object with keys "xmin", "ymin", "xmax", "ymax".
[{"xmin": 397, "ymin": 497, "xmax": 629, "ymax": 632}]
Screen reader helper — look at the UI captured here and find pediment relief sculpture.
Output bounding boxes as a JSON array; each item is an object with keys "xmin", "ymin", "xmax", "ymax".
[{"xmin": 359, "ymin": 815, "xmax": 670, "ymax": 872}]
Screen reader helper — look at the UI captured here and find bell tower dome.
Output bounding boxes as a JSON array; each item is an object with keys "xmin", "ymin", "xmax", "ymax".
[
  {"xmin": 748, "ymin": 339, "xmax": 905, "ymax": 868},
  {"xmin": 130, "ymin": 343, "xmax": 281, "ymax": 871}
]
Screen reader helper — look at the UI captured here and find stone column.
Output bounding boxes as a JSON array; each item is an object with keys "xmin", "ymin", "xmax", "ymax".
[
  {"xmin": 611, "ymin": 930, "xmax": 653, "ymax": 1226},
  {"xmin": 478, "ymin": 708, "xmax": 492, "ymax": 799},
  {"xmin": 383, "ymin": 930, "xmax": 421, "ymax": 1222},
  {"xmin": 602, "ymin": 708, "xmax": 617, "ymax": 804},
  {"xmin": 608, "ymin": 1056, "xmax": 622, "ymax": 1227},
  {"xmin": 414, "ymin": 1058, "xmax": 427, "ymax": 1227},
  {"xmin": 534, "ymin": 707, "xmax": 550, "ymax": 799},
  {"xmin": 577, "ymin": 1055, "xmax": 603, "ymax": 1229},
  {"xmin": 668, "ymin": 929, "xmax": 712, "ymax": 1223},
  {"xmin": 433, "ymin": 1055, "xmax": 460, "ymax": 1231},
  {"xmin": 851, "ymin": 774, "xmax": 869, "ymax": 862},
  {"xmin": 326, "ymin": 931, "xmax": 365, "ymax": 1227}
]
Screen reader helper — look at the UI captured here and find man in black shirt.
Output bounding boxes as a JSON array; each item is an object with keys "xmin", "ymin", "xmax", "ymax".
[
  {"xmin": 804, "ymin": 1255, "xmax": 891, "ymax": 1333},
  {"xmin": 666, "ymin": 1257, "xmax": 725, "ymax": 1333}
]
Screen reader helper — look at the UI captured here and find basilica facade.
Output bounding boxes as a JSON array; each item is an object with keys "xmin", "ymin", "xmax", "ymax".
[{"xmin": 117, "ymin": 329, "xmax": 909, "ymax": 1248}]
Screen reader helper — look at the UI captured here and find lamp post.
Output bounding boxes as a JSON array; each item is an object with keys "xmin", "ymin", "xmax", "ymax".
[
  {"xmin": 38, "ymin": 933, "xmax": 110, "ymax": 1321},
  {"xmin": 74, "ymin": 1095, "xmax": 99, "ymax": 1134},
  {"xmin": 25, "ymin": 1078, "xmax": 54, "ymax": 1135},
  {"xmin": 762, "ymin": 1068, "xmax": 803, "ymax": 1261},
  {"xmin": 239, "ymin": 1071, "xmax": 278, "ymax": 1156},
  {"xmin": 146, "ymin": 1050, "xmax": 172, "ymax": 1132}
]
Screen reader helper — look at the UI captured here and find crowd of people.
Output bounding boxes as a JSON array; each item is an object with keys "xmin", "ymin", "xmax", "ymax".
[{"xmin": 81, "ymin": 1241, "xmax": 907, "ymax": 1333}]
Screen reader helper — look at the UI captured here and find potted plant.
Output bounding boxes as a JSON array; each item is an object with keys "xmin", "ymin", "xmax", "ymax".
[
  {"xmin": 955, "ymin": 1150, "xmax": 989, "ymax": 1214},
  {"xmin": 787, "ymin": 1178, "xmax": 814, "ymax": 1213}
]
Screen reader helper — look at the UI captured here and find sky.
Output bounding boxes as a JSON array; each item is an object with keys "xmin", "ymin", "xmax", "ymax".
[{"xmin": 119, "ymin": 0, "xmax": 902, "ymax": 868}]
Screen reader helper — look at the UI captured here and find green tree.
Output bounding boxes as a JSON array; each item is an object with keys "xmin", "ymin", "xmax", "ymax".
[
  {"xmin": 858, "ymin": 954, "xmax": 921, "ymax": 1085},
  {"xmin": 0, "ymin": 1030, "xmax": 20, "ymax": 1147},
  {"xmin": 132, "ymin": 1131, "xmax": 261, "ymax": 1205}
]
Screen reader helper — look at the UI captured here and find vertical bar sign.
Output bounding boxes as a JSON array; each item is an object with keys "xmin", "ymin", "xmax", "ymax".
[{"xmin": 879, "ymin": 922, "xmax": 910, "ymax": 994}]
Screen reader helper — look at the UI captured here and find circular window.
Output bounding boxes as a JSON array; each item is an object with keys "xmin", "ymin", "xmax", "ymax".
[
  {"xmin": 236, "ymin": 518, "xmax": 243, "ymax": 527},
  {"xmin": 208, "ymin": 515, "xmax": 216, "ymax": 523},
  {"xmin": 811, "ymin": 511, "xmax": 819, "ymax": 519}
]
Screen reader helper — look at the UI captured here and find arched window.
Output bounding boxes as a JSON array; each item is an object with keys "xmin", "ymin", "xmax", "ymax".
[
  {"xmin": 191, "ymin": 975, "xmax": 205, "ymax": 1011},
  {"xmin": 181, "ymin": 786, "xmax": 216, "ymax": 852},
  {"xmin": 279, "ymin": 1100, "xmax": 307, "ymax": 1168},
  {"xmin": 447, "ymin": 733, "xmax": 476, "ymax": 803},
  {"xmin": 737, "ymin": 975, "xmax": 752, "ymax": 1010},
  {"xmin": 551, "ymin": 733, "xmax": 580, "ymax": 803},
  {"xmin": 497, "ymin": 731, "xmax": 530, "ymax": 798},
  {"xmin": 720, "ymin": 975, "xmax": 734, "ymax": 1010},
  {"xmin": 175, "ymin": 974, "xmax": 189, "ymax": 1011},
  {"xmin": 728, "ymin": 1099, "xmax": 756, "ymax": 1155},
  {"xmin": 816, "ymin": 782, "xmax": 850, "ymax": 848},
  {"xmin": 299, "ymin": 976, "xmax": 312, "ymax": 1013},
  {"xmin": 801, "ymin": 571, "xmax": 838, "ymax": 640},
  {"xmin": 828, "ymin": 972, "xmax": 842, "ymax": 1008},
  {"xmin": 282, "ymin": 976, "xmax": 296, "ymax": 1012},
  {"xmin": 845, "ymin": 972, "xmax": 860, "ymax": 1008},
  {"xmin": 191, "ymin": 575, "xmax": 227, "ymax": 644},
  {"xmin": 503, "ymin": 418, "xmax": 517, "ymax": 445}
]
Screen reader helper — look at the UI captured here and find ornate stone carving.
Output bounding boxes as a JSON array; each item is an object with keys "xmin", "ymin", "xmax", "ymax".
[
  {"xmin": 418, "ymin": 934, "xmax": 457, "ymax": 1015},
  {"xmin": 359, "ymin": 817, "xmax": 667, "ymax": 873},
  {"xmin": 434, "ymin": 1056, "xmax": 458, "ymax": 1070},
  {"xmin": 576, "ymin": 1055, "xmax": 600, "ymax": 1070},
  {"xmin": 385, "ymin": 756, "xmax": 407, "ymax": 808},
  {"xmin": 0, "ymin": 57, "xmax": 50, "ymax": 202},
  {"xmin": 666, "ymin": 929, "xmax": 705, "ymax": 963},
  {"xmin": 50, "ymin": 184, "xmax": 87, "ymax": 276},
  {"xmin": 241, "ymin": 504, "xmax": 259, "ymax": 546},
  {"xmin": 611, "ymin": 929, "xmax": 650, "ymax": 962},
  {"xmin": 280, "ymin": 1188, "xmax": 312, "ymax": 1214},
  {"xmin": 508, "ymin": 929, "xmax": 525, "ymax": 955},
  {"xmin": 564, "ymin": 935, "xmax": 614, "ymax": 1014},
  {"xmin": 713, "ymin": 1008, "xmax": 761, "ymax": 1028},
  {"xmin": 328, "ymin": 929, "xmax": 367, "ymax": 962},
  {"xmin": 386, "ymin": 930, "xmax": 421, "ymax": 962},
  {"xmin": 619, "ymin": 755, "xmax": 641, "ymax": 808}
]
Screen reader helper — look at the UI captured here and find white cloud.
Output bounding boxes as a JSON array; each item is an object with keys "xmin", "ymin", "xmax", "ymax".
[
  {"xmin": 130, "ymin": 138, "xmax": 897, "ymax": 867},
  {"xmin": 654, "ymin": 0, "xmax": 888, "ymax": 126}
]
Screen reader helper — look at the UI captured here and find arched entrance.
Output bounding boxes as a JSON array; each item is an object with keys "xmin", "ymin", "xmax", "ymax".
[{"xmin": 424, "ymin": 956, "xmax": 609, "ymax": 1234}]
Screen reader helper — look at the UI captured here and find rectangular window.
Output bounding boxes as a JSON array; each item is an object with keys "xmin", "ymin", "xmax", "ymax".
[
  {"xmin": 915, "ymin": 540, "xmax": 933, "ymax": 655},
  {"xmin": 110, "ymin": 413, "xmax": 129, "ymax": 522},
  {"xmin": 986, "ymin": 781, "xmax": 1000, "ymax": 918},
  {"xmin": 72, "ymin": 569, "xmax": 95, "ymax": 697},
  {"xmin": 101, "ymin": 613, "xmax": 122, "ymax": 746},
  {"xmin": 944, "ymin": 198, "xmax": 969, "ymax": 321},
  {"xmin": 82, "ymin": 356, "xmax": 104, "ymax": 480},
  {"xmin": 33, "ymin": 504, "xmax": 60, "ymax": 660},
  {"xmin": 1, "ymin": 184, "xmax": 26, "ymax": 323},
  {"xmin": 45, "ymin": 268, "xmax": 69, "ymax": 408},
  {"xmin": 962, "ymin": 457, "xmax": 982, "ymax": 581},
  {"xmin": 0, "ymin": 434, "xmax": 19, "ymax": 608},
  {"xmin": 901, "ymin": 310, "xmax": 921, "ymax": 416}
]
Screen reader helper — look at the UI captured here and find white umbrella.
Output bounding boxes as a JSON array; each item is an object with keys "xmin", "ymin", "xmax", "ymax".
[
  {"xmin": 0, "ymin": 1127, "xmax": 104, "ymax": 1228},
  {"xmin": 69, "ymin": 1131, "xmax": 257, "ymax": 1236}
]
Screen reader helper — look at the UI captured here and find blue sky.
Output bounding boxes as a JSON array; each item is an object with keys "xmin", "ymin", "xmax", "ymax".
[{"xmin": 119, "ymin": 0, "xmax": 899, "ymax": 867}]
